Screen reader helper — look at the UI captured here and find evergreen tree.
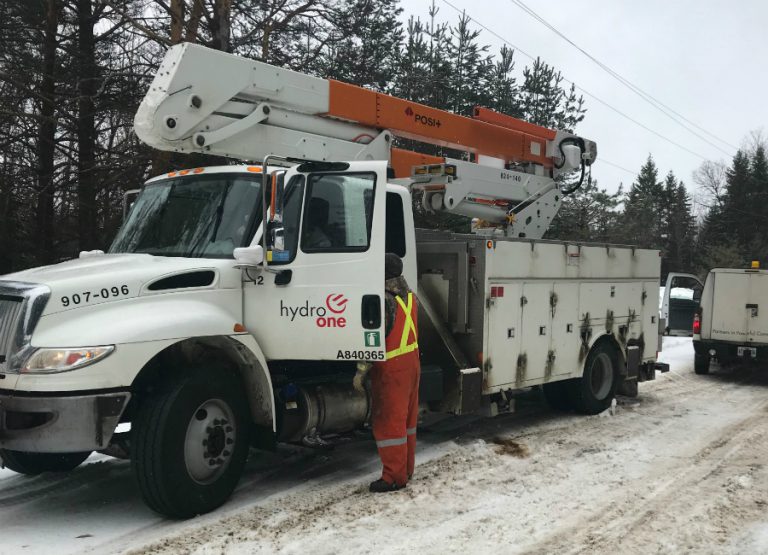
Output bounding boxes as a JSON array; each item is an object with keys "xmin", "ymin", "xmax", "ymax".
[
  {"xmin": 621, "ymin": 155, "xmax": 665, "ymax": 248},
  {"xmin": 482, "ymin": 45, "xmax": 522, "ymax": 118},
  {"xmin": 520, "ymin": 58, "xmax": 584, "ymax": 130},
  {"xmin": 547, "ymin": 179, "xmax": 622, "ymax": 242},
  {"xmin": 322, "ymin": 0, "xmax": 403, "ymax": 91},
  {"xmin": 721, "ymin": 150, "xmax": 752, "ymax": 250},
  {"xmin": 446, "ymin": 11, "xmax": 490, "ymax": 116},
  {"xmin": 662, "ymin": 172, "xmax": 696, "ymax": 277}
]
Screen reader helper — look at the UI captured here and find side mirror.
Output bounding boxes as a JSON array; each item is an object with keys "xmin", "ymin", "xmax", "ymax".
[
  {"xmin": 233, "ymin": 245, "xmax": 264, "ymax": 266},
  {"xmin": 270, "ymin": 226, "xmax": 285, "ymax": 251}
]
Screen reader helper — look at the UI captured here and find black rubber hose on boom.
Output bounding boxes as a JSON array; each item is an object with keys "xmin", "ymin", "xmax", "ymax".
[{"xmin": 555, "ymin": 137, "xmax": 587, "ymax": 196}]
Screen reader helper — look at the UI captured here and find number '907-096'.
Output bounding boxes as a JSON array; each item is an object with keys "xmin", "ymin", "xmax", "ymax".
[{"xmin": 61, "ymin": 285, "xmax": 129, "ymax": 307}]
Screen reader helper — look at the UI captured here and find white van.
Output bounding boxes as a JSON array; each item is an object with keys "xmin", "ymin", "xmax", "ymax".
[{"xmin": 693, "ymin": 266, "xmax": 768, "ymax": 374}]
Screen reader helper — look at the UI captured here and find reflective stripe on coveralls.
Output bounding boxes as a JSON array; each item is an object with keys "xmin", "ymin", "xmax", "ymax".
[{"xmin": 371, "ymin": 291, "xmax": 421, "ymax": 486}]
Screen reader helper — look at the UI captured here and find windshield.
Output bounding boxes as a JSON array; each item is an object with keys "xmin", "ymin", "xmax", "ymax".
[{"xmin": 110, "ymin": 173, "xmax": 262, "ymax": 258}]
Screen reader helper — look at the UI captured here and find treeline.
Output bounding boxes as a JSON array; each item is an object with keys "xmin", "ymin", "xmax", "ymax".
[
  {"xmin": 548, "ymin": 138, "xmax": 768, "ymax": 280},
  {"xmin": 3, "ymin": 0, "xmax": 761, "ymax": 280},
  {"xmin": 0, "ymin": 0, "xmax": 585, "ymax": 273}
]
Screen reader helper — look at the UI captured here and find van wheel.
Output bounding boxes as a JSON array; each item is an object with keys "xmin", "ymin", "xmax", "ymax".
[
  {"xmin": 542, "ymin": 380, "xmax": 573, "ymax": 411},
  {"xmin": 569, "ymin": 342, "xmax": 619, "ymax": 414},
  {"xmin": 132, "ymin": 368, "xmax": 250, "ymax": 518},
  {"xmin": 0, "ymin": 450, "xmax": 91, "ymax": 474},
  {"xmin": 694, "ymin": 354, "xmax": 710, "ymax": 375}
]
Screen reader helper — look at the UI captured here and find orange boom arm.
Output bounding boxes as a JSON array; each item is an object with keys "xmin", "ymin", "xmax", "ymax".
[{"xmin": 326, "ymin": 81, "xmax": 552, "ymax": 170}]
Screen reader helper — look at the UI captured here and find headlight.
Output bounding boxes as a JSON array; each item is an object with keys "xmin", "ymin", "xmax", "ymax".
[{"xmin": 21, "ymin": 346, "xmax": 115, "ymax": 374}]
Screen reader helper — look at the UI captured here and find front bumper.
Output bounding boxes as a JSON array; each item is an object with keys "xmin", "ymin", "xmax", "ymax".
[{"xmin": 0, "ymin": 389, "xmax": 130, "ymax": 452}]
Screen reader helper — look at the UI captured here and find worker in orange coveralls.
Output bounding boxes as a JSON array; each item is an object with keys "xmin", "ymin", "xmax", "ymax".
[{"xmin": 354, "ymin": 253, "xmax": 420, "ymax": 492}]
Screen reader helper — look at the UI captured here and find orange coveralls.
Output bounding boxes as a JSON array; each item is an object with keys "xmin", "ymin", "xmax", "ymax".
[{"xmin": 370, "ymin": 292, "xmax": 420, "ymax": 486}]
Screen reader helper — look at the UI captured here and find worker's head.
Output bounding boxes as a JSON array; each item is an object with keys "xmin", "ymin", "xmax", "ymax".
[
  {"xmin": 307, "ymin": 197, "xmax": 329, "ymax": 228},
  {"xmin": 385, "ymin": 253, "xmax": 403, "ymax": 280}
]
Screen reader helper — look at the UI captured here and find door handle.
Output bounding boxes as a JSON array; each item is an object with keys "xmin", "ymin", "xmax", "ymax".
[
  {"xmin": 746, "ymin": 303, "xmax": 758, "ymax": 317},
  {"xmin": 361, "ymin": 295, "xmax": 381, "ymax": 329}
]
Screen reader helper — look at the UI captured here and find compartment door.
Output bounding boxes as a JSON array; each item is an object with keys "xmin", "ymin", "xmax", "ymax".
[
  {"xmin": 549, "ymin": 282, "xmax": 579, "ymax": 377},
  {"xmin": 518, "ymin": 282, "xmax": 555, "ymax": 384},
  {"xmin": 486, "ymin": 282, "xmax": 522, "ymax": 389}
]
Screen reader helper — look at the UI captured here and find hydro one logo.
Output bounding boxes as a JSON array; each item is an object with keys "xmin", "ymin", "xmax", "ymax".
[{"xmin": 280, "ymin": 294, "xmax": 348, "ymax": 328}]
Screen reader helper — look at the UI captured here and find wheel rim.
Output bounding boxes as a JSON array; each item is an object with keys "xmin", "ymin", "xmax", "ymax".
[
  {"xmin": 184, "ymin": 399, "xmax": 236, "ymax": 485},
  {"xmin": 589, "ymin": 352, "xmax": 613, "ymax": 400}
]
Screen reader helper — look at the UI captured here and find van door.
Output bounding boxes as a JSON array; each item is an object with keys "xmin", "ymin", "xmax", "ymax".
[
  {"xmin": 244, "ymin": 161, "xmax": 387, "ymax": 362},
  {"xmin": 710, "ymin": 271, "xmax": 751, "ymax": 343},
  {"xmin": 661, "ymin": 273, "xmax": 703, "ymax": 335},
  {"xmin": 746, "ymin": 272, "xmax": 768, "ymax": 344}
]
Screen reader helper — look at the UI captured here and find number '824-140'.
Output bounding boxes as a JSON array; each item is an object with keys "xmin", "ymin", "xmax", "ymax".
[{"xmin": 61, "ymin": 285, "xmax": 129, "ymax": 307}]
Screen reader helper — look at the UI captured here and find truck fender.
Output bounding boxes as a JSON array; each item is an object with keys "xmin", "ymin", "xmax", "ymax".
[
  {"xmin": 581, "ymin": 333, "xmax": 625, "ymax": 377},
  {"xmin": 228, "ymin": 335, "xmax": 276, "ymax": 433},
  {"xmin": 130, "ymin": 334, "xmax": 276, "ymax": 434}
]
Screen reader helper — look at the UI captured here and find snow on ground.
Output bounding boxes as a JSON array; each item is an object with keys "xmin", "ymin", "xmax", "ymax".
[{"xmin": 2, "ymin": 337, "xmax": 768, "ymax": 554}]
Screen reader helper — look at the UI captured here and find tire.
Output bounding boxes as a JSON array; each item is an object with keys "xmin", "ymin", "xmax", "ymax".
[
  {"xmin": 694, "ymin": 353, "xmax": 710, "ymax": 375},
  {"xmin": 569, "ymin": 342, "xmax": 620, "ymax": 415},
  {"xmin": 0, "ymin": 450, "xmax": 91, "ymax": 475},
  {"xmin": 542, "ymin": 380, "xmax": 574, "ymax": 411},
  {"xmin": 131, "ymin": 368, "xmax": 250, "ymax": 518}
]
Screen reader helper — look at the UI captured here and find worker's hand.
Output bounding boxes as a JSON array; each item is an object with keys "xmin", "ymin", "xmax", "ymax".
[{"xmin": 353, "ymin": 362, "xmax": 371, "ymax": 393}]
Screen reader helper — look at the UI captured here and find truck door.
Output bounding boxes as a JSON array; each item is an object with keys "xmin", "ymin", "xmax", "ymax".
[{"xmin": 244, "ymin": 161, "xmax": 387, "ymax": 362}]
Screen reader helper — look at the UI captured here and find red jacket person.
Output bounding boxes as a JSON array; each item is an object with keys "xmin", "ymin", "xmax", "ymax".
[{"xmin": 363, "ymin": 253, "xmax": 420, "ymax": 492}]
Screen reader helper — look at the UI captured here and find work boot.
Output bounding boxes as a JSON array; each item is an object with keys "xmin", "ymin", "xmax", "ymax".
[{"xmin": 369, "ymin": 479, "xmax": 403, "ymax": 493}]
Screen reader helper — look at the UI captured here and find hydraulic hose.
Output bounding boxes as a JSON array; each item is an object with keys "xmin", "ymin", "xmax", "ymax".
[{"xmin": 555, "ymin": 137, "xmax": 587, "ymax": 196}]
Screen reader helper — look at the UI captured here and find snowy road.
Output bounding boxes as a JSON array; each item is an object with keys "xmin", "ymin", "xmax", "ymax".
[{"xmin": 2, "ymin": 337, "xmax": 768, "ymax": 554}]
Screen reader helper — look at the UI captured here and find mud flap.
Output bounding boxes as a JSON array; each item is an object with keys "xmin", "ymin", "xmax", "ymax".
[
  {"xmin": 457, "ymin": 367, "xmax": 482, "ymax": 415},
  {"xmin": 618, "ymin": 345, "xmax": 641, "ymax": 396}
]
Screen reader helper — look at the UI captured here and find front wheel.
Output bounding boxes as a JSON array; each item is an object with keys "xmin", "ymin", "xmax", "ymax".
[
  {"xmin": 0, "ymin": 450, "xmax": 91, "ymax": 474},
  {"xmin": 131, "ymin": 368, "xmax": 250, "ymax": 518},
  {"xmin": 569, "ymin": 342, "xmax": 620, "ymax": 414}
]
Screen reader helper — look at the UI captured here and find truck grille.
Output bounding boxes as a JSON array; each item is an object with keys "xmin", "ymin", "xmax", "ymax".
[
  {"xmin": 0, "ymin": 282, "xmax": 50, "ymax": 373},
  {"xmin": 0, "ymin": 295, "xmax": 24, "ymax": 371}
]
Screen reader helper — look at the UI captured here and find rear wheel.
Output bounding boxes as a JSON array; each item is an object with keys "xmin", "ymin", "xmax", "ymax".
[
  {"xmin": 0, "ymin": 450, "xmax": 91, "ymax": 475},
  {"xmin": 131, "ymin": 368, "xmax": 250, "ymax": 518},
  {"xmin": 569, "ymin": 342, "xmax": 619, "ymax": 414},
  {"xmin": 694, "ymin": 353, "xmax": 710, "ymax": 375}
]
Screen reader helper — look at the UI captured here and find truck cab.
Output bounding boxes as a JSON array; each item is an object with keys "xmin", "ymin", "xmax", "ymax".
[{"xmin": 693, "ymin": 264, "xmax": 768, "ymax": 374}]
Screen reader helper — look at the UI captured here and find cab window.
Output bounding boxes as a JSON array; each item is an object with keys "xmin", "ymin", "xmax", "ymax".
[{"xmin": 301, "ymin": 173, "xmax": 376, "ymax": 253}]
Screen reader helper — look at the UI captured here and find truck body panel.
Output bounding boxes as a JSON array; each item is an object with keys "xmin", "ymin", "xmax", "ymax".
[{"xmin": 416, "ymin": 231, "xmax": 660, "ymax": 404}]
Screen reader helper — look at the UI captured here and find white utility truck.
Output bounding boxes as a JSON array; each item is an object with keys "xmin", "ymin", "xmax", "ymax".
[
  {"xmin": 0, "ymin": 44, "xmax": 666, "ymax": 517},
  {"xmin": 693, "ymin": 264, "xmax": 768, "ymax": 374}
]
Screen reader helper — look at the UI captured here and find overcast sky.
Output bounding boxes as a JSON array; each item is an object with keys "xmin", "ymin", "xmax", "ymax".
[{"xmin": 397, "ymin": 0, "xmax": 768, "ymax": 200}]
